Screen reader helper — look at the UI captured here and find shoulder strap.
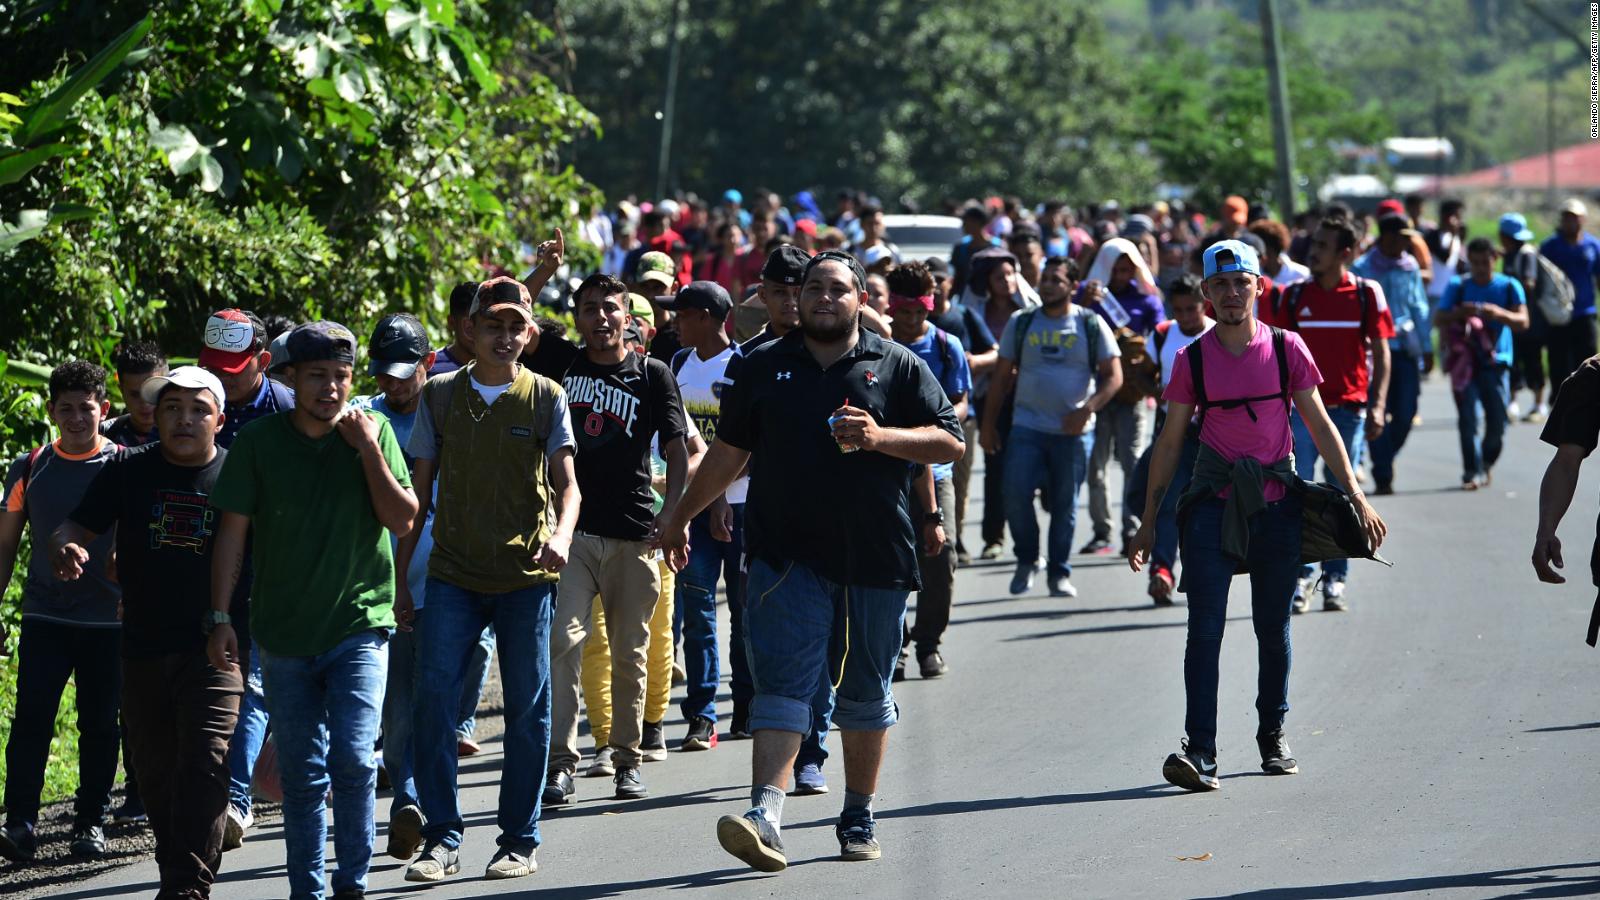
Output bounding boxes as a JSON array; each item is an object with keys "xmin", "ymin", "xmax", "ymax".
[
  {"xmin": 1351, "ymin": 275, "xmax": 1371, "ymax": 334},
  {"xmin": 1010, "ymin": 309, "xmax": 1038, "ymax": 373},
  {"xmin": 671, "ymin": 346, "xmax": 693, "ymax": 376},
  {"xmin": 1282, "ymin": 281, "xmax": 1304, "ymax": 328},
  {"xmin": 1271, "ymin": 326, "xmax": 1290, "ymax": 412},
  {"xmin": 933, "ymin": 326, "xmax": 954, "ymax": 376},
  {"xmin": 1187, "ymin": 336, "xmax": 1208, "ymax": 430},
  {"xmin": 1082, "ymin": 307, "xmax": 1101, "ymax": 369},
  {"xmin": 429, "ymin": 371, "xmax": 463, "ymax": 450}
]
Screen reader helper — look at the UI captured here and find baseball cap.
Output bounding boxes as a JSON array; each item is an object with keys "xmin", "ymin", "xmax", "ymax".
[
  {"xmin": 622, "ymin": 320, "xmax": 646, "ymax": 346},
  {"xmin": 1498, "ymin": 212, "xmax": 1535, "ymax": 242},
  {"xmin": 924, "ymin": 257, "xmax": 952, "ymax": 280},
  {"xmin": 1202, "ymin": 239, "xmax": 1261, "ymax": 280},
  {"xmin": 723, "ymin": 188, "xmax": 743, "ymax": 205},
  {"xmin": 761, "ymin": 245, "xmax": 810, "ymax": 285},
  {"xmin": 199, "ymin": 309, "xmax": 267, "ymax": 375},
  {"xmin": 286, "ymin": 321, "xmax": 358, "ymax": 365},
  {"xmin": 636, "ymin": 251, "xmax": 676, "ymax": 290},
  {"xmin": 628, "ymin": 293, "xmax": 657, "ymax": 325},
  {"xmin": 367, "ymin": 314, "xmax": 432, "ymax": 379},
  {"xmin": 1377, "ymin": 214, "xmax": 1417, "ymax": 237},
  {"xmin": 657, "ymin": 280, "xmax": 732, "ymax": 319},
  {"xmin": 862, "ymin": 245, "xmax": 894, "ymax": 267},
  {"xmin": 804, "ymin": 249, "xmax": 867, "ymax": 291},
  {"xmin": 1376, "ymin": 198, "xmax": 1406, "ymax": 218},
  {"xmin": 1009, "ymin": 221, "xmax": 1043, "ymax": 245},
  {"xmin": 266, "ymin": 331, "xmax": 293, "ymax": 374},
  {"xmin": 468, "ymin": 276, "xmax": 534, "ymax": 323},
  {"xmin": 793, "ymin": 218, "xmax": 818, "ymax": 237},
  {"xmin": 139, "ymin": 365, "xmax": 226, "ymax": 411},
  {"xmin": 1120, "ymin": 214, "xmax": 1154, "ymax": 239},
  {"xmin": 1221, "ymin": 195, "xmax": 1249, "ymax": 226},
  {"xmin": 1560, "ymin": 198, "xmax": 1588, "ymax": 217}
]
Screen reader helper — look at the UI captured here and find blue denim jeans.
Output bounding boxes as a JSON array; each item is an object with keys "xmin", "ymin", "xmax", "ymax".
[
  {"xmin": 226, "ymin": 647, "xmax": 268, "ymax": 819},
  {"xmin": 415, "ymin": 578, "xmax": 553, "ymax": 853},
  {"xmin": 1367, "ymin": 348, "xmax": 1422, "ymax": 488},
  {"xmin": 1180, "ymin": 496, "xmax": 1302, "ymax": 757},
  {"xmin": 1153, "ymin": 430, "xmax": 1200, "ymax": 571},
  {"xmin": 259, "ymin": 630, "xmax": 388, "ymax": 900},
  {"xmin": 456, "ymin": 625, "xmax": 496, "ymax": 740},
  {"xmin": 744, "ymin": 558, "xmax": 907, "ymax": 735},
  {"xmin": 676, "ymin": 504, "xmax": 745, "ymax": 724},
  {"xmin": 1454, "ymin": 366, "xmax": 1510, "ymax": 483},
  {"xmin": 733, "ymin": 560, "xmax": 833, "ymax": 767},
  {"xmin": 1291, "ymin": 406, "xmax": 1364, "ymax": 585},
  {"xmin": 382, "ymin": 623, "xmax": 420, "ymax": 815},
  {"xmin": 1002, "ymin": 426, "xmax": 1093, "ymax": 577}
]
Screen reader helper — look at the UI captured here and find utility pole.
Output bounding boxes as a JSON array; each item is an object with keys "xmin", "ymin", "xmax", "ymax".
[
  {"xmin": 654, "ymin": 0, "xmax": 685, "ymax": 201},
  {"xmin": 1259, "ymin": 0, "xmax": 1296, "ymax": 221}
]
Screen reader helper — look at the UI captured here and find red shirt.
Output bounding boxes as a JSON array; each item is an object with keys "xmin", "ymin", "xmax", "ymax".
[{"xmin": 1281, "ymin": 272, "xmax": 1395, "ymax": 408}]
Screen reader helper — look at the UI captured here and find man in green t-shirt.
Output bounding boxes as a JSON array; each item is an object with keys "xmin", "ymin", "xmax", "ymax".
[{"xmin": 206, "ymin": 321, "xmax": 417, "ymax": 900}]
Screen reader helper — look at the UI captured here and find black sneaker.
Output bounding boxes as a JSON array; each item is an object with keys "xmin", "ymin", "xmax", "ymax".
[
  {"xmin": 542, "ymin": 769, "xmax": 575, "ymax": 807},
  {"xmin": 0, "ymin": 822, "xmax": 36, "ymax": 862},
  {"xmin": 1258, "ymin": 730, "xmax": 1300, "ymax": 775},
  {"xmin": 682, "ymin": 715, "xmax": 717, "ymax": 751},
  {"xmin": 70, "ymin": 824, "xmax": 107, "ymax": 858},
  {"xmin": 1078, "ymin": 536, "xmax": 1112, "ymax": 555},
  {"xmin": 717, "ymin": 810, "xmax": 787, "ymax": 872},
  {"xmin": 111, "ymin": 795, "xmax": 148, "ymax": 826},
  {"xmin": 836, "ymin": 807, "xmax": 881, "ymax": 861},
  {"xmin": 331, "ymin": 890, "xmax": 365, "ymax": 900},
  {"xmin": 404, "ymin": 841, "xmax": 461, "ymax": 882},
  {"xmin": 1162, "ymin": 740, "xmax": 1220, "ymax": 792},
  {"xmin": 641, "ymin": 720, "xmax": 668, "ymax": 762},
  {"xmin": 1009, "ymin": 561, "xmax": 1040, "ymax": 595},
  {"xmin": 727, "ymin": 705, "xmax": 753, "ymax": 740},
  {"xmin": 614, "ymin": 765, "xmax": 648, "ymax": 800}
]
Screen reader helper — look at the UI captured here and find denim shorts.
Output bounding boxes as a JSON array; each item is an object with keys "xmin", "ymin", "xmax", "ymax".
[{"xmin": 743, "ymin": 557, "xmax": 909, "ymax": 735}]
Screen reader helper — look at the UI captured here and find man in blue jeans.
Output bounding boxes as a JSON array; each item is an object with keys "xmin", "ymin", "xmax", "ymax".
[
  {"xmin": 208, "ymin": 322, "xmax": 418, "ymax": 900},
  {"xmin": 1356, "ymin": 214, "xmax": 1432, "ymax": 495},
  {"xmin": 1278, "ymin": 217, "xmax": 1394, "ymax": 613},
  {"xmin": 1130, "ymin": 240, "xmax": 1387, "ymax": 793},
  {"xmin": 398, "ymin": 277, "xmax": 580, "ymax": 883},
  {"xmin": 980, "ymin": 256, "xmax": 1121, "ymax": 599},
  {"xmin": 1434, "ymin": 238, "xmax": 1530, "ymax": 489},
  {"xmin": 661, "ymin": 251, "xmax": 964, "ymax": 871}
]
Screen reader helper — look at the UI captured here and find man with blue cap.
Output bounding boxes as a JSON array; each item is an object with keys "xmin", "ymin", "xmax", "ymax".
[
  {"xmin": 1499, "ymin": 212, "xmax": 1550, "ymax": 422},
  {"xmin": 1129, "ymin": 238, "xmax": 1387, "ymax": 793}
]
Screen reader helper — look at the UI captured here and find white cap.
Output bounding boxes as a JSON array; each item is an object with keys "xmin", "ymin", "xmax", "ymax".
[
  {"xmin": 139, "ymin": 365, "xmax": 226, "ymax": 410},
  {"xmin": 1560, "ymin": 198, "xmax": 1588, "ymax": 217}
]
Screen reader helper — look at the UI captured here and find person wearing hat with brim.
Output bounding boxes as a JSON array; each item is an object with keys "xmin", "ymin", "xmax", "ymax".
[
  {"xmin": 1499, "ymin": 212, "xmax": 1551, "ymax": 422},
  {"xmin": 1130, "ymin": 239, "xmax": 1386, "ymax": 793},
  {"xmin": 1355, "ymin": 214, "xmax": 1432, "ymax": 494},
  {"xmin": 50, "ymin": 366, "xmax": 247, "ymax": 897},
  {"xmin": 396, "ymin": 277, "xmax": 579, "ymax": 883},
  {"xmin": 354, "ymin": 313, "xmax": 454, "ymax": 861},
  {"xmin": 206, "ymin": 321, "xmax": 417, "ymax": 899},
  {"xmin": 199, "ymin": 308, "xmax": 295, "ymax": 450},
  {"xmin": 1541, "ymin": 198, "xmax": 1600, "ymax": 390},
  {"xmin": 634, "ymin": 250, "xmax": 685, "ymax": 364}
]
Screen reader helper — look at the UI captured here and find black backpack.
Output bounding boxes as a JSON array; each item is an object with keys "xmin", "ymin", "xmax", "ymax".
[{"xmin": 1186, "ymin": 326, "xmax": 1290, "ymax": 431}]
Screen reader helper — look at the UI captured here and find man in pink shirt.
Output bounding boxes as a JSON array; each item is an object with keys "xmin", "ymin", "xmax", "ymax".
[{"xmin": 1129, "ymin": 240, "xmax": 1386, "ymax": 793}]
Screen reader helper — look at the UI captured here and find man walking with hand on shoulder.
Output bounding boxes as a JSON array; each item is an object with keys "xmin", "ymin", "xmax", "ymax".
[
  {"xmin": 1129, "ymin": 240, "xmax": 1386, "ymax": 793},
  {"xmin": 206, "ymin": 322, "xmax": 417, "ymax": 900},
  {"xmin": 660, "ymin": 250, "xmax": 964, "ymax": 872}
]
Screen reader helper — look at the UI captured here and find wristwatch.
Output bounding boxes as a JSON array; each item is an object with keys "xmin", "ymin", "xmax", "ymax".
[
  {"xmin": 923, "ymin": 512, "xmax": 943, "ymax": 525},
  {"xmin": 201, "ymin": 609, "xmax": 232, "ymax": 635}
]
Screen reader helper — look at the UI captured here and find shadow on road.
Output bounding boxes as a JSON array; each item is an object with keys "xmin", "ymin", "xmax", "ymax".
[
  {"xmin": 950, "ymin": 604, "xmax": 1156, "ymax": 627},
  {"xmin": 366, "ymin": 865, "xmax": 769, "ymax": 899},
  {"xmin": 1186, "ymin": 860, "xmax": 1600, "ymax": 899},
  {"xmin": 1525, "ymin": 722, "xmax": 1600, "ymax": 733},
  {"xmin": 1008, "ymin": 615, "xmax": 1251, "ymax": 641},
  {"xmin": 785, "ymin": 782, "xmax": 1177, "ymax": 831}
]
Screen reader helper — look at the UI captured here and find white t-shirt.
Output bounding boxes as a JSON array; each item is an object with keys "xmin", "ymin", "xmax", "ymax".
[
  {"xmin": 470, "ymin": 375, "xmax": 515, "ymax": 408},
  {"xmin": 1157, "ymin": 319, "xmax": 1214, "ymax": 406},
  {"xmin": 1266, "ymin": 258, "xmax": 1310, "ymax": 287},
  {"xmin": 674, "ymin": 344, "xmax": 748, "ymax": 504}
]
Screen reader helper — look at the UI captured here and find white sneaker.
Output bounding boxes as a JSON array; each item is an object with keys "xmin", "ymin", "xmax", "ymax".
[
  {"xmin": 222, "ymin": 806, "xmax": 252, "ymax": 852},
  {"xmin": 1291, "ymin": 577, "xmax": 1313, "ymax": 615},
  {"xmin": 1507, "ymin": 401, "xmax": 1522, "ymax": 421},
  {"xmin": 1047, "ymin": 575, "xmax": 1077, "ymax": 598},
  {"xmin": 1322, "ymin": 580, "xmax": 1348, "ymax": 612}
]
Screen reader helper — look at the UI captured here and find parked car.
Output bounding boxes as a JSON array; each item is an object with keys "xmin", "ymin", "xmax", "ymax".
[{"xmin": 882, "ymin": 214, "xmax": 963, "ymax": 264}]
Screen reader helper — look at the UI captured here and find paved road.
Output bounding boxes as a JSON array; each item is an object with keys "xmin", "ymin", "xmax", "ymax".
[{"xmin": 50, "ymin": 377, "xmax": 1600, "ymax": 899}]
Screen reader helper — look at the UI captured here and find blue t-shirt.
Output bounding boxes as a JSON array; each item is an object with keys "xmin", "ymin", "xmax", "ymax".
[
  {"xmin": 905, "ymin": 326, "xmax": 971, "ymax": 482},
  {"xmin": 358, "ymin": 394, "xmax": 433, "ymax": 607},
  {"xmin": 1540, "ymin": 232, "xmax": 1600, "ymax": 316},
  {"xmin": 1438, "ymin": 274, "xmax": 1526, "ymax": 367},
  {"xmin": 219, "ymin": 377, "xmax": 294, "ymax": 449}
]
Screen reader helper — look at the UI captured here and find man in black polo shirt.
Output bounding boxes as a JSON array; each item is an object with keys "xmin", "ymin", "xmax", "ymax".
[{"xmin": 661, "ymin": 250, "xmax": 963, "ymax": 872}]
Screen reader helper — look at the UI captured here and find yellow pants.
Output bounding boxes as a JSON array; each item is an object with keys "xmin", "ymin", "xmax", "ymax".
[{"xmin": 582, "ymin": 561, "xmax": 675, "ymax": 747}]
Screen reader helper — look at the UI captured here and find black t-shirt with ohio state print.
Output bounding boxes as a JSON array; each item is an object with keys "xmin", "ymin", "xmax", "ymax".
[{"xmin": 563, "ymin": 350, "xmax": 689, "ymax": 540}]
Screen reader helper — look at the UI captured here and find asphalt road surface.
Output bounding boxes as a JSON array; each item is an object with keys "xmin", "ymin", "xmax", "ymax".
[{"xmin": 43, "ymin": 376, "xmax": 1600, "ymax": 899}]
